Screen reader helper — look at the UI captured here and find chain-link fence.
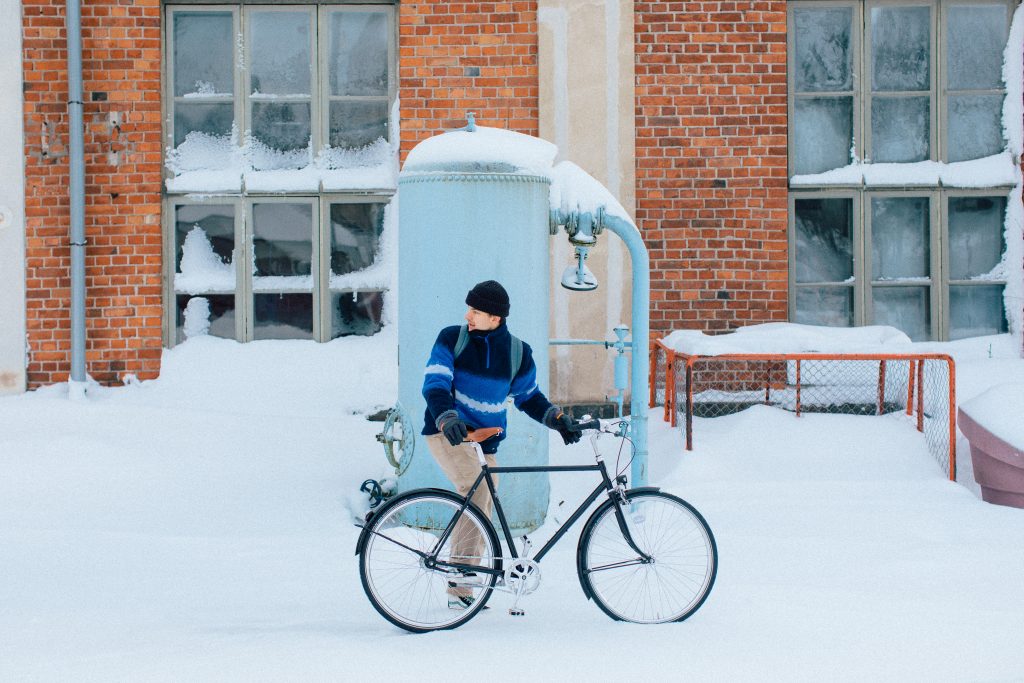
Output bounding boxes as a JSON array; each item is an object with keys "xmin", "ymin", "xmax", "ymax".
[{"xmin": 650, "ymin": 342, "xmax": 957, "ymax": 479}]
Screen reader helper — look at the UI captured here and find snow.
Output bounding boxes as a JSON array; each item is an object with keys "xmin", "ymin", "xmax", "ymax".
[
  {"xmin": 790, "ymin": 152, "xmax": 1019, "ymax": 187},
  {"xmin": 182, "ymin": 297, "xmax": 211, "ymax": 338},
  {"xmin": 167, "ymin": 134, "xmax": 398, "ymax": 194},
  {"xmin": 402, "ymin": 125, "xmax": 558, "ymax": 176},
  {"xmin": 548, "ymin": 160, "xmax": 635, "ymax": 227},
  {"xmin": 960, "ymin": 383, "xmax": 1024, "ymax": 452},
  {"xmin": 182, "ymin": 82, "xmax": 229, "ymax": 99},
  {"xmin": 1003, "ymin": 3, "xmax": 1024, "ymax": 157},
  {"xmin": 402, "ymin": 129, "xmax": 638, "ymax": 231},
  {"xmin": 175, "ymin": 226, "xmax": 236, "ymax": 295},
  {"xmin": 251, "ymin": 276, "xmax": 313, "ymax": 293},
  {"xmin": 2, "ymin": 328, "xmax": 1024, "ymax": 679},
  {"xmin": 661, "ymin": 322, "xmax": 914, "ymax": 356},
  {"xmin": 1004, "ymin": 183, "xmax": 1024, "ymax": 336}
]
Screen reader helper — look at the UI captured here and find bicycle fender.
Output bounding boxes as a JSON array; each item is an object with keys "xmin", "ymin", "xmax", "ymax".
[
  {"xmin": 354, "ymin": 487, "xmax": 458, "ymax": 556},
  {"xmin": 574, "ymin": 486, "xmax": 661, "ymax": 600}
]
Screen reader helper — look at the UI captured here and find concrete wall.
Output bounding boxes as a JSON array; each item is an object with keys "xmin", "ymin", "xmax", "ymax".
[
  {"xmin": 538, "ymin": 0, "xmax": 635, "ymax": 405},
  {"xmin": 0, "ymin": 0, "xmax": 26, "ymax": 395}
]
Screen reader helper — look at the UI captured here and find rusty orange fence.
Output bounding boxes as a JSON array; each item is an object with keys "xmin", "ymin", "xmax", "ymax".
[{"xmin": 650, "ymin": 340, "xmax": 958, "ymax": 480}]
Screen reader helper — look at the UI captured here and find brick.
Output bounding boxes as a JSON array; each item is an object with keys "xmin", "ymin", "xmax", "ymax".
[
  {"xmin": 635, "ymin": 1, "xmax": 789, "ymax": 338},
  {"xmin": 22, "ymin": 0, "xmax": 162, "ymax": 388}
]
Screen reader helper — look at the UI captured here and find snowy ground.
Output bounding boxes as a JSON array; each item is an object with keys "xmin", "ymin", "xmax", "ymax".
[{"xmin": 2, "ymin": 331, "xmax": 1023, "ymax": 681}]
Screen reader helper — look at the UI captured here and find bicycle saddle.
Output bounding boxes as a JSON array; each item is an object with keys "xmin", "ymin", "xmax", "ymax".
[{"xmin": 466, "ymin": 427, "xmax": 503, "ymax": 443}]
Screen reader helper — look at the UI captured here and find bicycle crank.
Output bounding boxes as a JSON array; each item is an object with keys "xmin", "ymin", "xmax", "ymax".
[{"xmin": 503, "ymin": 559, "xmax": 541, "ymax": 595}]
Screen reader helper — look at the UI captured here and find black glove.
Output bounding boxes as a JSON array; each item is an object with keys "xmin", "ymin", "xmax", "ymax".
[
  {"xmin": 553, "ymin": 412, "xmax": 582, "ymax": 446},
  {"xmin": 436, "ymin": 410, "xmax": 468, "ymax": 447}
]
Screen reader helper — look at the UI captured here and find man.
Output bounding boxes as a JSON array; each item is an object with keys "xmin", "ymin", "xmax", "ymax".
[{"xmin": 421, "ymin": 280, "xmax": 579, "ymax": 608}]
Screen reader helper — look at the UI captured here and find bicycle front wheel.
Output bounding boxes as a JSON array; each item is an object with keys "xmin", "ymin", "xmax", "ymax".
[
  {"xmin": 359, "ymin": 490, "xmax": 499, "ymax": 632},
  {"xmin": 578, "ymin": 490, "xmax": 717, "ymax": 624}
]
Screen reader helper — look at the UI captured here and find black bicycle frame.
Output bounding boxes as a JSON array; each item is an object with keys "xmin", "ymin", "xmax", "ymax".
[{"xmin": 428, "ymin": 458, "xmax": 650, "ymax": 577}]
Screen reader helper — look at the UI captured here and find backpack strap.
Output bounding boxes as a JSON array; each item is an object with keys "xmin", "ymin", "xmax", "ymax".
[
  {"xmin": 453, "ymin": 324, "xmax": 469, "ymax": 359},
  {"xmin": 509, "ymin": 334, "xmax": 523, "ymax": 383},
  {"xmin": 454, "ymin": 324, "xmax": 523, "ymax": 385}
]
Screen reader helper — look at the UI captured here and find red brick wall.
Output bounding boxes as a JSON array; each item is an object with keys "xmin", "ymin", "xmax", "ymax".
[
  {"xmin": 635, "ymin": 1, "xmax": 789, "ymax": 337},
  {"xmin": 399, "ymin": 1, "xmax": 539, "ymax": 159},
  {"xmin": 22, "ymin": 0, "xmax": 163, "ymax": 387}
]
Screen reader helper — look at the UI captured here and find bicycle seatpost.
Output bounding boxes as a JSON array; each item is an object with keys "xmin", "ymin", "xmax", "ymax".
[{"xmin": 464, "ymin": 426, "xmax": 503, "ymax": 466}]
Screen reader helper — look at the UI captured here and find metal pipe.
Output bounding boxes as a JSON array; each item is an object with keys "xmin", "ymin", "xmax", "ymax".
[
  {"xmin": 597, "ymin": 214, "xmax": 650, "ymax": 487},
  {"xmin": 549, "ymin": 339, "xmax": 615, "ymax": 347},
  {"xmin": 66, "ymin": 0, "xmax": 87, "ymax": 394}
]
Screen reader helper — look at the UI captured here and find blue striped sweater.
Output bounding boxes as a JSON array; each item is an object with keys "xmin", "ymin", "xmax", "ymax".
[{"xmin": 421, "ymin": 322, "xmax": 557, "ymax": 454}]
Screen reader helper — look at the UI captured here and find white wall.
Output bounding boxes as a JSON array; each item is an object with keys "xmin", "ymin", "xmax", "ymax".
[{"xmin": 0, "ymin": 0, "xmax": 26, "ymax": 394}]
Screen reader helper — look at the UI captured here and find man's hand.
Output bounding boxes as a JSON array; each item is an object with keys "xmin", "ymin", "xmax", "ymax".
[
  {"xmin": 554, "ymin": 412, "xmax": 582, "ymax": 445},
  {"xmin": 436, "ymin": 410, "xmax": 469, "ymax": 447}
]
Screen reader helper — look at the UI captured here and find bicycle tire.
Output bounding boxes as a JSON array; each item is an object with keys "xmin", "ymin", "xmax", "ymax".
[
  {"xmin": 359, "ymin": 489, "xmax": 500, "ymax": 632},
  {"xmin": 577, "ymin": 490, "xmax": 717, "ymax": 624}
]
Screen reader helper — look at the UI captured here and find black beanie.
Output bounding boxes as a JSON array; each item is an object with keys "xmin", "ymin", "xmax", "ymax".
[{"xmin": 465, "ymin": 280, "xmax": 510, "ymax": 318}]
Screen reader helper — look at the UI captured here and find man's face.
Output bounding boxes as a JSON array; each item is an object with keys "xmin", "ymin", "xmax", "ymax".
[{"xmin": 465, "ymin": 307, "xmax": 501, "ymax": 332}]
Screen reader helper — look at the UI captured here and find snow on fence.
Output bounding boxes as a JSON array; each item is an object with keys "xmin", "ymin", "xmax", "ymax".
[{"xmin": 649, "ymin": 340, "xmax": 958, "ymax": 480}]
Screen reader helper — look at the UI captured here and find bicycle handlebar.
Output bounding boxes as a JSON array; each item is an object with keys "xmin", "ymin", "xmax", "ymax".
[{"xmin": 569, "ymin": 418, "xmax": 602, "ymax": 433}]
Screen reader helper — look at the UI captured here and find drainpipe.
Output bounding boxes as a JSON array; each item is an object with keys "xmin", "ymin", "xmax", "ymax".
[{"xmin": 66, "ymin": 0, "xmax": 87, "ymax": 398}]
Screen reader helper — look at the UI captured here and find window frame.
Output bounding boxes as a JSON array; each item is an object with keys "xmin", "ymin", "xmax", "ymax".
[
  {"xmin": 863, "ymin": 189, "xmax": 940, "ymax": 340},
  {"xmin": 244, "ymin": 5, "xmax": 318, "ymax": 161},
  {"xmin": 786, "ymin": 0, "xmax": 1017, "ymax": 341},
  {"xmin": 164, "ymin": 5, "xmax": 243, "ymax": 151},
  {"xmin": 787, "ymin": 0, "xmax": 863, "ymax": 175},
  {"xmin": 863, "ymin": 0, "xmax": 938, "ymax": 163},
  {"xmin": 164, "ymin": 196, "xmax": 246, "ymax": 344},
  {"xmin": 319, "ymin": 5, "xmax": 396, "ymax": 151},
  {"xmin": 940, "ymin": 188, "xmax": 1011, "ymax": 339},
  {"xmin": 788, "ymin": 189, "xmax": 865, "ymax": 328},
  {"xmin": 937, "ymin": 0, "xmax": 1015, "ymax": 162},
  {"xmin": 162, "ymin": 3, "xmax": 397, "ymax": 347},
  {"xmin": 165, "ymin": 193, "xmax": 392, "ymax": 344}
]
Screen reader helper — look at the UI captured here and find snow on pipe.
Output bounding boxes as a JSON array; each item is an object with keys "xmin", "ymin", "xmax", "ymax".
[
  {"xmin": 552, "ymin": 206, "xmax": 650, "ymax": 487},
  {"xmin": 66, "ymin": 0, "xmax": 87, "ymax": 396}
]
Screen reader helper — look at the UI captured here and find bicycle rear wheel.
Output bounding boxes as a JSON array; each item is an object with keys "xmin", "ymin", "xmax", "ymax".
[
  {"xmin": 359, "ymin": 490, "xmax": 499, "ymax": 632},
  {"xmin": 578, "ymin": 490, "xmax": 717, "ymax": 624}
]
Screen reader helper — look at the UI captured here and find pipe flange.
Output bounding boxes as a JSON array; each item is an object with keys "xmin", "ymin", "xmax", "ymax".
[{"xmin": 375, "ymin": 404, "xmax": 415, "ymax": 475}]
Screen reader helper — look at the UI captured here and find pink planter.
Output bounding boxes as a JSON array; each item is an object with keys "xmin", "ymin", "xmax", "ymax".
[{"xmin": 958, "ymin": 409, "xmax": 1024, "ymax": 509}]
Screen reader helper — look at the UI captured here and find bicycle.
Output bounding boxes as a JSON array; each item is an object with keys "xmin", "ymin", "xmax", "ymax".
[{"xmin": 355, "ymin": 418, "xmax": 717, "ymax": 632}]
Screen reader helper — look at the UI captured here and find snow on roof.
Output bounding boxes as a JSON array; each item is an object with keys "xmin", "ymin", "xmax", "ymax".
[
  {"xmin": 661, "ymin": 322, "xmax": 914, "ymax": 355},
  {"xmin": 960, "ymin": 382, "xmax": 1024, "ymax": 452},
  {"xmin": 401, "ymin": 125, "xmax": 558, "ymax": 176}
]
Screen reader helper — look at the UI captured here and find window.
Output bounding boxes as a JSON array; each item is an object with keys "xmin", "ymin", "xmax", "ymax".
[
  {"xmin": 787, "ymin": 0, "xmax": 1015, "ymax": 340},
  {"xmin": 170, "ymin": 197, "xmax": 389, "ymax": 343},
  {"xmin": 164, "ymin": 4, "xmax": 396, "ymax": 344}
]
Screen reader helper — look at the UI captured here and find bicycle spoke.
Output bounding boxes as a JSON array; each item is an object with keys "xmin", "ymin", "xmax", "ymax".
[
  {"xmin": 580, "ymin": 492, "xmax": 716, "ymax": 624},
  {"xmin": 361, "ymin": 493, "xmax": 498, "ymax": 632}
]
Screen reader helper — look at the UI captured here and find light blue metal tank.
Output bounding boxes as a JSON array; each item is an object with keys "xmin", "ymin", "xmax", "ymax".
[{"xmin": 396, "ymin": 124, "xmax": 553, "ymax": 533}]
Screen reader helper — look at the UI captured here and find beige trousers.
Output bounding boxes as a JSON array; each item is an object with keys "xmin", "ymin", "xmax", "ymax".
[{"xmin": 425, "ymin": 434, "xmax": 498, "ymax": 597}]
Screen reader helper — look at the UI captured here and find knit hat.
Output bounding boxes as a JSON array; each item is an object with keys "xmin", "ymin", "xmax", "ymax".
[{"xmin": 465, "ymin": 280, "xmax": 510, "ymax": 318}]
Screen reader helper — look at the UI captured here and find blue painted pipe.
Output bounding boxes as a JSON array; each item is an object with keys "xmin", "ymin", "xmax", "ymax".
[
  {"xmin": 554, "ymin": 210, "xmax": 650, "ymax": 487},
  {"xmin": 601, "ymin": 214, "xmax": 650, "ymax": 487}
]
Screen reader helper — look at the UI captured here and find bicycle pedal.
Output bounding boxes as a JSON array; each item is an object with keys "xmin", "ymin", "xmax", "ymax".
[{"xmin": 508, "ymin": 608, "xmax": 525, "ymax": 617}]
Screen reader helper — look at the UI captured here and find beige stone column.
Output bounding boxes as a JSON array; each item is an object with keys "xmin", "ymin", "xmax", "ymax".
[
  {"xmin": 0, "ymin": 0, "xmax": 26, "ymax": 395},
  {"xmin": 538, "ymin": 0, "xmax": 636, "ymax": 406}
]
